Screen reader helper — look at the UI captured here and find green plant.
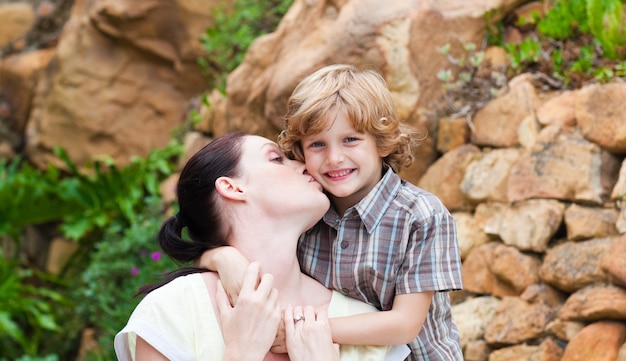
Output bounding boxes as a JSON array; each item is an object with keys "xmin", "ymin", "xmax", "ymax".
[
  {"xmin": 615, "ymin": 61, "xmax": 626, "ymax": 76},
  {"xmin": 198, "ymin": 0, "xmax": 294, "ymax": 92},
  {"xmin": 72, "ymin": 198, "xmax": 179, "ymax": 361},
  {"xmin": 537, "ymin": 0, "xmax": 590, "ymax": 39},
  {"xmin": 551, "ymin": 48, "xmax": 565, "ymax": 76},
  {"xmin": 485, "ymin": 9, "xmax": 505, "ymax": 46},
  {"xmin": 569, "ymin": 44, "xmax": 596, "ymax": 73},
  {"xmin": 0, "ymin": 251, "xmax": 68, "ymax": 358},
  {"xmin": 505, "ymin": 37, "xmax": 543, "ymax": 70},
  {"xmin": 2, "ymin": 355, "xmax": 59, "ymax": 361},
  {"xmin": 494, "ymin": 0, "xmax": 626, "ymax": 89},
  {"xmin": 0, "ymin": 137, "xmax": 184, "ymax": 359},
  {"xmin": 0, "ymin": 157, "xmax": 73, "ymax": 251},
  {"xmin": 537, "ymin": 0, "xmax": 626, "ymax": 59},
  {"xmin": 587, "ymin": 0, "xmax": 626, "ymax": 58},
  {"xmin": 437, "ymin": 42, "xmax": 508, "ymax": 117},
  {"xmin": 593, "ymin": 66, "xmax": 615, "ymax": 82},
  {"xmin": 0, "ymin": 140, "xmax": 183, "ymax": 245}
]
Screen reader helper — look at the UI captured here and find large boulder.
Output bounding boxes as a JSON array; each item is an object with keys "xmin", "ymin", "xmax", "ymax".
[{"xmin": 24, "ymin": 0, "xmax": 225, "ymax": 169}]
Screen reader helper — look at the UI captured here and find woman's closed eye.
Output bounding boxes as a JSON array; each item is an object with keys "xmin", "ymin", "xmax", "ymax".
[{"xmin": 271, "ymin": 155, "xmax": 285, "ymax": 163}]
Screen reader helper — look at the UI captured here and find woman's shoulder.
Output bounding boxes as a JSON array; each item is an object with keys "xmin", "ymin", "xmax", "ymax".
[
  {"xmin": 131, "ymin": 272, "xmax": 218, "ymax": 335},
  {"xmin": 117, "ymin": 272, "xmax": 219, "ymax": 361},
  {"xmin": 141, "ymin": 272, "xmax": 212, "ymax": 305}
]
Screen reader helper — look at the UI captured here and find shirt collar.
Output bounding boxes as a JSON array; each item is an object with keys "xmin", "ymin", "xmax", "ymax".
[{"xmin": 323, "ymin": 167, "xmax": 401, "ymax": 233}]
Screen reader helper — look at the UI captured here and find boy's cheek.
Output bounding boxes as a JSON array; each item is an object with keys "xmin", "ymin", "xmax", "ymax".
[{"xmin": 302, "ymin": 153, "xmax": 318, "ymax": 168}]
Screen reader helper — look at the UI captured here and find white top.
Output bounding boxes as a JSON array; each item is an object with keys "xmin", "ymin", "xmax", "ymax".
[{"xmin": 115, "ymin": 273, "xmax": 409, "ymax": 360}]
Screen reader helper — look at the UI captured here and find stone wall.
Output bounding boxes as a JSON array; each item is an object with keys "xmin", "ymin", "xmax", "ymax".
[{"xmin": 419, "ymin": 77, "xmax": 626, "ymax": 360}]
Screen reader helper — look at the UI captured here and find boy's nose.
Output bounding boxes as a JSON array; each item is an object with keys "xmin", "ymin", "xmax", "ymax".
[{"xmin": 325, "ymin": 146, "xmax": 344, "ymax": 165}]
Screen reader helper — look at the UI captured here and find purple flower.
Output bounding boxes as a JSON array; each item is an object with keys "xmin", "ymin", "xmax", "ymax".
[
  {"xmin": 131, "ymin": 267, "xmax": 139, "ymax": 276},
  {"xmin": 151, "ymin": 252, "xmax": 162, "ymax": 261}
]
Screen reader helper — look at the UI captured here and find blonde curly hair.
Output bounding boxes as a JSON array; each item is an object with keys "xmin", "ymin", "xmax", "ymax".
[{"xmin": 278, "ymin": 64, "xmax": 421, "ymax": 173}]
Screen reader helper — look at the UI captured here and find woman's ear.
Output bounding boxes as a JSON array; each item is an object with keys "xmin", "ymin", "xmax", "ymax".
[{"xmin": 215, "ymin": 176, "xmax": 245, "ymax": 201}]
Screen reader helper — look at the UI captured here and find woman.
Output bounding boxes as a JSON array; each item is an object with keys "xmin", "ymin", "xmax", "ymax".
[{"xmin": 114, "ymin": 133, "xmax": 403, "ymax": 360}]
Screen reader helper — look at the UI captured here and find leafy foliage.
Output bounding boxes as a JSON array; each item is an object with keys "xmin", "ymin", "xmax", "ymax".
[
  {"xmin": 537, "ymin": 0, "xmax": 590, "ymax": 39},
  {"xmin": 503, "ymin": 36, "xmax": 543, "ymax": 69},
  {"xmin": 0, "ymin": 158, "xmax": 72, "ymax": 247},
  {"xmin": 438, "ymin": 0, "xmax": 625, "ymax": 118},
  {"xmin": 0, "ymin": 141, "xmax": 182, "ymax": 244},
  {"xmin": 481, "ymin": 0, "xmax": 626, "ymax": 90},
  {"xmin": 2, "ymin": 355, "xmax": 59, "ymax": 361},
  {"xmin": 0, "ymin": 252, "xmax": 68, "ymax": 359},
  {"xmin": 538, "ymin": 0, "xmax": 626, "ymax": 59},
  {"xmin": 437, "ymin": 42, "xmax": 508, "ymax": 118},
  {"xmin": 198, "ymin": 0, "xmax": 294, "ymax": 92},
  {"xmin": 586, "ymin": 0, "xmax": 626, "ymax": 57},
  {"xmin": 72, "ymin": 198, "xmax": 179, "ymax": 361},
  {"xmin": 0, "ymin": 139, "xmax": 183, "ymax": 359}
]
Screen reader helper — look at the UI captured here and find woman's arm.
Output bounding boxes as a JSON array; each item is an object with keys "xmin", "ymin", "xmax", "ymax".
[
  {"xmin": 135, "ymin": 263, "xmax": 280, "ymax": 361},
  {"xmin": 197, "ymin": 246, "xmax": 250, "ymax": 304},
  {"xmin": 135, "ymin": 336, "xmax": 169, "ymax": 360},
  {"xmin": 329, "ymin": 292, "xmax": 433, "ymax": 345}
]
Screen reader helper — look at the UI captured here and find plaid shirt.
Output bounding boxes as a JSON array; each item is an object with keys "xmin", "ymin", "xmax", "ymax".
[{"xmin": 297, "ymin": 168, "xmax": 463, "ymax": 360}]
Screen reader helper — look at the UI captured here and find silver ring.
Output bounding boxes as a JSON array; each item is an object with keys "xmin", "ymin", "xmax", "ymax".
[{"xmin": 293, "ymin": 315, "xmax": 305, "ymax": 323}]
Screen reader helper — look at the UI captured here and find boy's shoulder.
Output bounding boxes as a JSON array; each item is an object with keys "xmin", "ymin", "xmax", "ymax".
[
  {"xmin": 393, "ymin": 177, "xmax": 451, "ymax": 215},
  {"xmin": 374, "ymin": 169, "xmax": 449, "ymax": 214},
  {"xmin": 397, "ymin": 177, "xmax": 445, "ymax": 201}
]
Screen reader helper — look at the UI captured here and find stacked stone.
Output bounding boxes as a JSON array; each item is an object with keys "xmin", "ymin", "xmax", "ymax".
[{"xmin": 421, "ymin": 77, "xmax": 626, "ymax": 361}]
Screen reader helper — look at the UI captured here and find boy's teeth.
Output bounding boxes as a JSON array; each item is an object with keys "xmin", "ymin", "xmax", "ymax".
[{"xmin": 328, "ymin": 169, "xmax": 351, "ymax": 177}]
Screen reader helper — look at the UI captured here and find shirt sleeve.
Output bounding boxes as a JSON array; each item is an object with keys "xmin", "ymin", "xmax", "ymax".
[
  {"xmin": 396, "ymin": 210, "xmax": 463, "ymax": 294},
  {"xmin": 114, "ymin": 281, "xmax": 196, "ymax": 361},
  {"xmin": 328, "ymin": 292, "xmax": 410, "ymax": 361},
  {"xmin": 114, "ymin": 274, "xmax": 223, "ymax": 361}
]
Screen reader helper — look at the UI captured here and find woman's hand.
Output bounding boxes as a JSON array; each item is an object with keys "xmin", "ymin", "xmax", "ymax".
[
  {"xmin": 284, "ymin": 305, "xmax": 340, "ymax": 361},
  {"xmin": 217, "ymin": 262, "xmax": 281, "ymax": 361},
  {"xmin": 270, "ymin": 316, "xmax": 287, "ymax": 353}
]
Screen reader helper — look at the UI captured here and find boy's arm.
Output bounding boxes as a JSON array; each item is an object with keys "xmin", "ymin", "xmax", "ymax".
[
  {"xmin": 196, "ymin": 246, "xmax": 250, "ymax": 304},
  {"xmin": 329, "ymin": 291, "xmax": 433, "ymax": 345}
]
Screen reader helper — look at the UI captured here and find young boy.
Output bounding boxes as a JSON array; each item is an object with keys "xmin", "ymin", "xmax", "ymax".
[{"xmin": 202, "ymin": 64, "xmax": 463, "ymax": 360}]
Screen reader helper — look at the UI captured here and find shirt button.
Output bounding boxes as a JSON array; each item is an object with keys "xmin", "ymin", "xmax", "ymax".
[
  {"xmin": 340, "ymin": 241, "xmax": 349, "ymax": 249},
  {"xmin": 342, "ymin": 287, "xmax": 350, "ymax": 294}
]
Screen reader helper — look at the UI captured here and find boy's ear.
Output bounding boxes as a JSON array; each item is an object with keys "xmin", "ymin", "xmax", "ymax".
[{"xmin": 215, "ymin": 176, "xmax": 245, "ymax": 201}]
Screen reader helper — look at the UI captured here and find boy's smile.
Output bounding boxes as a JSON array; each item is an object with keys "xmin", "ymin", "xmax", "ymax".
[
  {"xmin": 301, "ymin": 109, "xmax": 385, "ymax": 215},
  {"xmin": 325, "ymin": 168, "xmax": 355, "ymax": 179}
]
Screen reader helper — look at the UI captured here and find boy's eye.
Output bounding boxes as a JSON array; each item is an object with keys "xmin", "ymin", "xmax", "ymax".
[
  {"xmin": 309, "ymin": 141, "xmax": 324, "ymax": 148},
  {"xmin": 344, "ymin": 137, "xmax": 358, "ymax": 143}
]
